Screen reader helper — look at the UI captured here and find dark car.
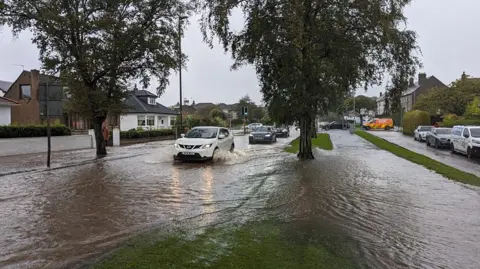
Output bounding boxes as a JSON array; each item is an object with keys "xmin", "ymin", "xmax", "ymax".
[
  {"xmin": 327, "ymin": 121, "xmax": 349, "ymax": 130},
  {"xmin": 249, "ymin": 126, "xmax": 277, "ymax": 144},
  {"xmin": 426, "ymin": 127, "xmax": 452, "ymax": 148},
  {"xmin": 275, "ymin": 126, "xmax": 290, "ymax": 137}
]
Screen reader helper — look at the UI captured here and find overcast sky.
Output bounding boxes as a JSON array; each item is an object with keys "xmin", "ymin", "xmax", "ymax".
[{"xmin": 0, "ymin": 0, "xmax": 479, "ymax": 106}]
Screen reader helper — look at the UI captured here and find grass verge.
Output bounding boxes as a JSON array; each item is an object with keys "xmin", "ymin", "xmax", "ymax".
[
  {"xmin": 91, "ymin": 222, "xmax": 358, "ymax": 269},
  {"xmin": 355, "ymin": 130, "xmax": 480, "ymax": 187},
  {"xmin": 285, "ymin": 133, "xmax": 333, "ymax": 154}
]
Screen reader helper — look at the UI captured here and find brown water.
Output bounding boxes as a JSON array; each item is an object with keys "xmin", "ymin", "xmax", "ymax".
[{"xmin": 0, "ymin": 130, "xmax": 479, "ymax": 269}]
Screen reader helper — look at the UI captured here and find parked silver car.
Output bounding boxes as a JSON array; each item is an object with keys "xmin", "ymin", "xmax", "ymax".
[
  {"xmin": 426, "ymin": 127, "xmax": 452, "ymax": 148},
  {"xmin": 414, "ymin": 126, "xmax": 433, "ymax": 142}
]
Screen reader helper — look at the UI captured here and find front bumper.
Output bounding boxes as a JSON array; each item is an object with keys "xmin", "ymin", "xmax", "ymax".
[
  {"xmin": 437, "ymin": 139, "xmax": 450, "ymax": 147},
  {"xmin": 249, "ymin": 135, "xmax": 273, "ymax": 143},
  {"xmin": 275, "ymin": 132, "xmax": 288, "ymax": 137},
  {"xmin": 173, "ymin": 146, "xmax": 214, "ymax": 161}
]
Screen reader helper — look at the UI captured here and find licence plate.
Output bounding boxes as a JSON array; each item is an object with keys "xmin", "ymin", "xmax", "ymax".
[
  {"xmin": 182, "ymin": 152, "xmax": 195, "ymax": 155},
  {"xmin": 254, "ymin": 137, "xmax": 263, "ymax": 140}
]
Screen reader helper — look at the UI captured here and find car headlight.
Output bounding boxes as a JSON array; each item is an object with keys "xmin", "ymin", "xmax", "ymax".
[
  {"xmin": 174, "ymin": 143, "xmax": 178, "ymax": 148},
  {"xmin": 265, "ymin": 134, "xmax": 271, "ymax": 137},
  {"xmin": 283, "ymin": 129, "xmax": 287, "ymax": 132},
  {"xmin": 249, "ymin": 134, "xmax": 253, "ymax": 137},
  {"xmin": 202, "ymin": 144, "xmax": 213, "ymax": 149}
]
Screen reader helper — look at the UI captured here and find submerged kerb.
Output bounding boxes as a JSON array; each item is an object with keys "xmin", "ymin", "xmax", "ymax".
[
  {"xmin": 91, "ymin": 221, "xmax": 357, "ymax": 269},
  {"xmin": 284, "ymin": 133, "xmax": 334, "ymax": 154},
  {"xmin": 355, "ymin": 130, "xmax": 480, "ymax": 187}
]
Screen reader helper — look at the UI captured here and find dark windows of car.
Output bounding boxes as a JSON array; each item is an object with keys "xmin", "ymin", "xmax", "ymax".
[
  {"xmin": 463, "ymin": 128, "xmax": 469, "ymax": 137},
  {"xmin": 255, "ymin": 126, "xmax": 271, "ymax": 132},
  {"xmin": 185, "ymin": 127, "xmax": 219, "ymax": 139},
  {"xmin": 418, "ymin": 126, "xmax": 433, "ymax": 132},
  {"xmin": 469, "ymin": 128, "xmax": 480, "ymax": 138},
  {"xmin": 220, "ymin": 128, "xmax": 229, "ymax": 137},
  {"xmin": 436, "ymin": 128, "xmax": 451, "ymax": 135}
]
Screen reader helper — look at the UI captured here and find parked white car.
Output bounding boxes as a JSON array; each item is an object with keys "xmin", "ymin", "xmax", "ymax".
[
  {"xmin": 450, "ymin": 125, "xmax": 480, "ymax": 158},
  {"xmin": 414, "ymin": 125, "xmax": 433, "ymax": 142},
  {"xmin": 173, "ymin": 126, "xmax": 234, "ymax": 161}
]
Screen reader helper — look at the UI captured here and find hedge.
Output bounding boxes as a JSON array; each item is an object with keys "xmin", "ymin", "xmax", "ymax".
[
  {"xmin": 120, "ymin": 129, "xmax": 174, "ymax": 139},
  {"xmin": 441, "ymin": 118, "xmax": 480, "ymax": 127},
  {"xmin": 0, "ymin": 124, "xmax": 72, "ymax": 138},
  {"xmin": 402, "ymin": 110, "xmax": 430, "ymax": 136}
]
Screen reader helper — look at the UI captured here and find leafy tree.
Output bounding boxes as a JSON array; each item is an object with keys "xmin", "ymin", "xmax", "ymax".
[
  {"xmin": 267, "ymin": 94, "xmax": 294, "ymax": 125},
  {"xmin": 199, "ymin": 0, "xmax": 420, "ymax": 159},
  {"xmin": 464, "ymin": 97, "xmax": 480, "ymax": 119},
  {"xmin": 344, "ymin": 95, "xmax": 377, "ymax": 114},
  {"xmin": 3, "ymin": 0, "xmax": 187, "ymax": 155},
  {"xmin": 209, "ymin": 108, "xmax": 226, "ymax": 120}
]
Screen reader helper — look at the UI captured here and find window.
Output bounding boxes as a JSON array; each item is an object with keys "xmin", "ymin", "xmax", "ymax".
[
  {"xmin": 137, "ymin": 115, "xmax": 146, "ymax": 126},
  {"xmin": 147, "ymin": 116, "xmax": 155, "ymax": 126},
  {"xmin": 148, "ymin": 98, "xmax": 156, "ymax": 105},
  {"xmin": 20, "ymin": 85, "xmax": 31, "ymax": 99},
  {"xmin": 170, "ymin": 119, "xmax": 175, "ymax": 126},
  {"xmin": 220, "ymin": 128, "xmax": 229, "ymax": 137},
  {"xmin": 161, "ymin": 119, "xmax": 164, "ymax": 124},
  {"xmin": 185, "ymin": 127, "xmax": 219, "ymax": 139},
  {"xmin": 463, "ymin": 128, "xmax": 470, "ymax": 137},
  {"xmin": 470, "ymin": 128, "xmax": 480, "ymax": 138}
]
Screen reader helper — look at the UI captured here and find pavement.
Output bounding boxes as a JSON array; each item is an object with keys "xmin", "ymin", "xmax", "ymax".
[
  {"xmin": 369, "ymin": 130, "xmax": 480, "ymax": 177},
  {"xmin": 0, "ymin": 130, "xmax": 479, "ymax": 269}
]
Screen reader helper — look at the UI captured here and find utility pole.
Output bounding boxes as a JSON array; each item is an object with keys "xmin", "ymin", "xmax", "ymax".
[
  {"xmin": 178, "ymin": 15, "xmax": 187, "ymax": 134},
  {"xmin": 243, "ymin": 106, "xmax": 248, "ymax": 135},
  {"xmin": 45, "ymin": 78, "xmax": 51, "ymax": 167}
]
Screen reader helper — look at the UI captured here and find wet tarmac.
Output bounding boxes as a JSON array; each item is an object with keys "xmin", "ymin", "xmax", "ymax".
[
  {"xmin": 0, "ymin": 130, "xmax": 479, "ymax": 269},
  {"xmin": 371, "ymin": 130, "xmax": 480, "ymax": 177}
]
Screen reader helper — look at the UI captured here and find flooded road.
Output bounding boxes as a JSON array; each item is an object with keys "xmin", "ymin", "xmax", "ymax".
[
  {"xmin": 371, "ymin": 130, "xmax": 480, "ymax": 177},
  {"xmin": 1, "ymin": 130, "xmax": 479, "ymax": 269}
]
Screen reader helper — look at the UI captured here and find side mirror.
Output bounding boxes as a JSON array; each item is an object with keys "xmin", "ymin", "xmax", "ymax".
[
  {"xmin": 180, "ymin": 133, "xmax": 185, "ymax": 138},
  {"xmin": 218, "ymin": 134, "xmax": 226, "ymax": 139},
  {"xmin": 464, "ymin": 134, "xmax": 469, "ymax": 138}
]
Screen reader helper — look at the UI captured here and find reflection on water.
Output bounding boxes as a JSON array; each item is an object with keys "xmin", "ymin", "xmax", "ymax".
[{"xmin": 0, "ymin": 131, "xmax": 479, "ymax": 269}]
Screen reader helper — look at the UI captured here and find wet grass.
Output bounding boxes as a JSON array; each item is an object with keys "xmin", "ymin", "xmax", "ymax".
[
  {"xmin": 355, "ymin": 130, "xmax": 480, "ymax": 187},
  {"xmin": 285, "ymin": 133, "xmax": 333, "ymax": 154},
  {"xmin": 91, "ymin": 222, "xmax": 358, "ymax": 269}
]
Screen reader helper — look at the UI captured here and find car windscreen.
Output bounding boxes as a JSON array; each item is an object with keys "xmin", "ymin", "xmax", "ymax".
[
  {"xmin": 255, "ymin": 127, "xmax": 270, "ymax": 132},
  {"xmin": 185, "ymin": 128, "xmax": 218, "ymax": 138},
  {"xmin": 470, "ymin": 128, "xmax": 480, "ymax": 138},
  {"xmin": 436, "ymin": 129, "xmax": 451, "ymax": 135},
  {"xmin": 419, "ymin": 126, "xmax": 432, "ymax": 131}
]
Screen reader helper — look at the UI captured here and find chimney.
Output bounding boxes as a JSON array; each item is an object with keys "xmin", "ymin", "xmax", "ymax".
[
  {"xmin": 133, "ymin": 84, "xmax": 138, "ymax": 91},
  {"xmin": 409, "ymin": 77, "xmax": 415, "ymax": 87},
  {"xmin": 418, "ymin": 73, "xmax": 427, "ymax": 85},
  {"xmin": 30, "ymin": 69, "xmax": 40, "ymax": 100},
  {"xmin": 461, "ymin": 71, "xmax": 467, "ymax": 80},
  {"xmin": 379, "ymin": 92, "xmax": 382, "ymax": 97}
]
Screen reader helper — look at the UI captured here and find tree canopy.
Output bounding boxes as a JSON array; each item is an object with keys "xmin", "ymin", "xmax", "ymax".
[
  {"xmin": 2, "ymin": 0, "xmax": 188, "ymax": 155},
  {"xmin": 199, "ymin": 0, "xmax": 420, "ymax": 159},
  {"xmin": 344, "ymin": 95, "xmax": 377, "ymax": 114}
]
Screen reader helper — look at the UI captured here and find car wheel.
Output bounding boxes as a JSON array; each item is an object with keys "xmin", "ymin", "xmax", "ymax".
[
  {"xmin": 385, "ymin": 126, "xmax": 391, "ymax": 131},
  {"xmin": 230, "ymin": 143, "xmax": 235, "ymax": 152},
  {"xmin": 212, "ymin": 148, "xmax": 219, "ymax": 160},
  {"xmin": 426, "ymin": 139, "xmax": 430, "ymax": 146},
  {"xmin": 467, "ymin": 147, "xmax": 472, "ymax": 158},
  {"xmin": 434, "ymin": 139, "xmax": 439, "ymax": 149},
  {"xmin": 414, "ymin": 135, "xmax": 417, "ymax": 141},
  {"xmin": 450, "ymin": 143, "xmax": 455, "ymax": 153}
]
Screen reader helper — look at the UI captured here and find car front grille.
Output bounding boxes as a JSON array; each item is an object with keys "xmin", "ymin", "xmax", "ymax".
[{"xmin": 179, "ymin": 144, "xmax": 202, "ymax": 149}]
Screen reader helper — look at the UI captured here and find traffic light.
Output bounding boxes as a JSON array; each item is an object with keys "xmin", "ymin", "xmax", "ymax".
[{"xmin": 243, "ymin": 106, "xmax": 248, "ymax": 116}]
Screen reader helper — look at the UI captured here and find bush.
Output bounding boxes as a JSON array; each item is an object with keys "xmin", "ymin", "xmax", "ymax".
[
  {"xmin": 0, "ymin": 124, "xmax": 71, "ymax": 138},
  {"xmin": 402, "ymin": 110, "xmax": 430, "ymax": 136},
  {"xmin": 120, "ymin": 129, "xmax": 174, "ymax": 139},
  {"xmin": 440, "ymin": 117, "xmax": 480, "ymax": 127}
]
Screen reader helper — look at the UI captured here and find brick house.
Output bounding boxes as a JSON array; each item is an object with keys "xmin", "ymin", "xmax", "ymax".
[
  {"xmin": 2, "ymin": 70, "xmax": 119, "ymax": 131},
  {"xmin": 376, "ymin": 73, "xmax": 447, "ymax": 114}
]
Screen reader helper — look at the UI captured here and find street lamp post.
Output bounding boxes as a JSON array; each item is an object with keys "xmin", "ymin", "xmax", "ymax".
[{"xmin": 178, "ymin": 15, "xmax": 188, "ymax": 135}]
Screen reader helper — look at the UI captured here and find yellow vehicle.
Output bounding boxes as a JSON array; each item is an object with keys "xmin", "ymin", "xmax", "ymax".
[{"xmin": 363, "ymin": 118, "xmax": 394, "ymax": 130}]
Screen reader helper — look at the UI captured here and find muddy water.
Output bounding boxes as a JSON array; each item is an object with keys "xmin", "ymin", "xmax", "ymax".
[{"xmin": 0, "ymin": 130, "xmax": 479, "ymax": 269}]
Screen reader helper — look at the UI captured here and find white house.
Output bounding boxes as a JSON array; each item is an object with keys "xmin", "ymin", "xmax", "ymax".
[
  {"xmin": 0, "ymin": 96, "xmax": 19, "ymax": 125},
  {"xmin": 120, "ymin": 90, "xmax": 178, "ymax": 131}
]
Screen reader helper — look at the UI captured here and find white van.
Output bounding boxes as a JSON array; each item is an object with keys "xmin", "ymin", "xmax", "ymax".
[{"xmin": 450, "ymin": 125, "xmax": 480, "ymax": 158}]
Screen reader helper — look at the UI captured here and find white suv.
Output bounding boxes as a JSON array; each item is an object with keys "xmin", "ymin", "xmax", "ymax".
[
  {"xmin": 450, "ymin": 125, "xmax": 480, "ymax": 158},
  {"xmin": 173, "ymin": 126, "xmax": 235, "ymax": 161}
]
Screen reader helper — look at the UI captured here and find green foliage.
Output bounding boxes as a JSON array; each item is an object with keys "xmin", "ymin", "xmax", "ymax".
[
  {"xmin": 401, "ymin": 110, "xmax": 430, "ymax": 136},
  {"xmin": 0, "ymin": 124, "xmax": 71, "ymax": 138},
  {"xmin": 120, "ymin": 129, "xmax": 174, "ymax": 139},
  {"xmin": 235, "ymin": 95, "xmax": 265, "ymax": 121},
  {"xmin": 464, "ymin": 97, "xmax": 480, "ymax": 119},
  {"xmin": 344, "ymin": 95, "xmax": 376, "ymax": 114},
  {"xmin": 440, "ymin": 118, "xmax": 480, "ymax": 128},
  {"xmin": 199, "ymin": 0, "xmax": 419, "ymax": 159},
  {"xmin": 260, "ymin": 115, "xmax": 273, "ymax": 125},
  {"xmin": 355, "ymin": 130, "xmax": 480, "ymax": 187},
  {"xmin": 2, "ymin": 0, "xmax": 189, "ymax": 154},
  {"xmin": 175, "ymin": 113, "xmax": 227, "ymax": 129},
  {"xmin": 209, "ymin": 108, "xmax": 225, "ymax": 120}
]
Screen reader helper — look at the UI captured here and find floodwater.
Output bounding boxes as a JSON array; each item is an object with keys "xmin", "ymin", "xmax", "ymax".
[{"xmin": 0, "ymin": 130, "xmax": 479, "ymax": 269}]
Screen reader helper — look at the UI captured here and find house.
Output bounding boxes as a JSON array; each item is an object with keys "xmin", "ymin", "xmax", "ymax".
[
  {"xmin": 217, "ymin": 103, "xmax": 238, "ymax": 120},
  {"xmin": 120, "ymin": 89, "xmax": 178, "ymax": 131},
  {"xmin": 0, "ymin": 80, "xmax": 12, "ymax": 97},
  {"xmin": 0, "ymin": 96, "xmax": 19, "ymax": 125},
  {"xmin": 377, "ymin": 73, "xmax": 447, "ymax": 115}
]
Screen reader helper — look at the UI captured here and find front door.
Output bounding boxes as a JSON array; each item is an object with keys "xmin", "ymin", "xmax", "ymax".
[{"xmin": 461, "ymin": 128, "xmax": 470, "ymax": 152}]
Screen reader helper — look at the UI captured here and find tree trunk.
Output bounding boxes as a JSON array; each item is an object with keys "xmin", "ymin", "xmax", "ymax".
[
  {"xmin": 93, "ymin": 116, "xmax": 107, "ymax": 156},
  {"xmin": 311, "ymin": 116, "xmax": 317, "ymax": 138},
  {"xmin": 297, "ymin": 113, "xmax": 314, "ymax": 159}
]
